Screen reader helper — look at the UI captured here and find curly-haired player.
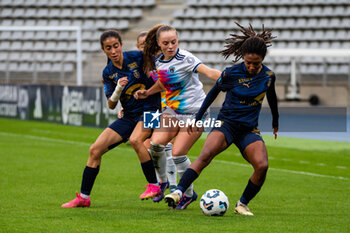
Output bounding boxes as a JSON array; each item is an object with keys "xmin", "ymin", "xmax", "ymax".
[{"xmin": 165, "ymin": 22, "xmax": 279, "ymax": 216}]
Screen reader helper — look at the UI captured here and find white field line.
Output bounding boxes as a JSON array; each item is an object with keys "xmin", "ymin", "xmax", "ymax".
[
  {"xmin": 205, "ymin": 159, "xmax": 350, "ymax": 181},
  {"xmin": 0, "ymin": 132, "xmax": 91, "ymax": 147},
  {"xmin": 1, "ymin": 131, "xmax": 349, "ymax": 181}
]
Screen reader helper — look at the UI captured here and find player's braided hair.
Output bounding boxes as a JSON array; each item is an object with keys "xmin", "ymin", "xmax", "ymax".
[
  {"xmin": 143, "ymin": 24, "xmax": 177, "ymax": 75},
  {"xmin": 221, "ymin": 22, "xmax": 275, "ymax": 63},
  {"xmin": 100, "ymin": 30, "xmax": 123, "ymax": 64}
]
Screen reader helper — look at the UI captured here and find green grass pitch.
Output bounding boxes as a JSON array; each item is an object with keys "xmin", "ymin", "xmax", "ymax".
[{"xmin": 0, "ymin": 118, "xmax": 349, "ymax": 233}]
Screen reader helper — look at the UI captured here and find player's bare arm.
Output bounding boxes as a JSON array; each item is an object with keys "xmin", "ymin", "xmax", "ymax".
[
  {"xmin": 134, "ymin": 80, "xmax": 164, "ymax": 99},
  {"xmin": 196, "ymin": 64, "xmax": 221, "ymax": 81}
]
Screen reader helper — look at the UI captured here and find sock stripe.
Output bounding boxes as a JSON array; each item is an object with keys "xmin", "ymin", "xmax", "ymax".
[
  {"xmin": 173, "ymin": 156, "xmax": 188, "ymax": 164},
  {"xmin": 165, "ymin": 143, "xmax": 173, "ymax": 151},
  {"xmin": 150, "ymin": 143, "xmax": 165, "ymax": 153}
]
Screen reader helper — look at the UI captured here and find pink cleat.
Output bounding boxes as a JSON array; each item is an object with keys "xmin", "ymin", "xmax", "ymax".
[
  {"xmin": 61, "ymin": 192, "xmax": 91, "ymax": 208},
  {"xmin": 139, "ymin": 184, "xmax": 161, "ymax": 200}
]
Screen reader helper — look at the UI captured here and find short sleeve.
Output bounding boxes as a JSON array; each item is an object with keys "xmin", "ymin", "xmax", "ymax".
[
  {"xmin": 102, "ymin": 68, "xmax": 115, "ymax": 99},
  {"xmin": 181, "ymin": 51, "xmax": 202, "ymax": 73}
]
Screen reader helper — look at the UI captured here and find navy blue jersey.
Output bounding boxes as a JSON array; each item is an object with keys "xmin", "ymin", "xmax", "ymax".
[
  {"xmin": 196, "ymin": 62, "xmax": 278, "ymax": 129},
  {"xmin": 102, "ymin": 51, "xmax": 160, "ymax": 116}
]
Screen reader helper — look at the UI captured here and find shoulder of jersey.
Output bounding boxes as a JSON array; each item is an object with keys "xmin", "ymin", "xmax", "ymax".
[
  {"xmin": 103, "ymin": 62, "xmax": 113, "ymax": 75},
  {"xmin": 222, "ymin": 64, "xmax": 242, "ymax": 79},
  {"xmin": 174, "ymin": 49, "xmax": 189, "ymax": 61},
  {"xmin": 124, "ymin": 50, "xmax": 143, "ymax": 60},
  {"xmin": 262, "ymin": 64, "xmax": 275, "ymax": 77}
]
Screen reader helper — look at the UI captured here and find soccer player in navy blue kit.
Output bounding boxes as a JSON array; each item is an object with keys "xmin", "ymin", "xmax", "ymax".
[
  {"xmin": 165, "ymin": 23, "xmax": 279, "ymax": 215},
  {"xmin": 62, "ymin": 30, "xmax": 161, "ymax": 207}
]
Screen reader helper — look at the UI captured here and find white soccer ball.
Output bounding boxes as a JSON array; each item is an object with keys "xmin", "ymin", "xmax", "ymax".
[{"xmin": 200, "ymin": 189, "xmax": 229, "ymax": 216}]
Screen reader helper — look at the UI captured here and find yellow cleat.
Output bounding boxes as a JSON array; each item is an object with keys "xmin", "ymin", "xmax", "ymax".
[
  {"xmin": 164, "ymin": 192, "xmax": 181, "ymax": 209},
  {"xmin": 234, "ymin": 202, "xmax": 254, "ymax": 216}
]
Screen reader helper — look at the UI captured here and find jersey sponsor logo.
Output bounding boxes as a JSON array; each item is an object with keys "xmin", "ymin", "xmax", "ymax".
[
  {"xmin": 238, "ymin": 77, "xmax": 252, "ymax": 83},
  {"xmin": 127, "ymin": 62, "xmax": 138, "ymax": 69},
  {"xmin": 108, "ymin": 73, "xmax": 118, "ymax": 80},
  {"xmin": 143, "ymin": 110, "xmax": 161, "ymax": 129},
  {"xmin": 120, "ymin": 83, "xmax": 146, "ymax": 101}
]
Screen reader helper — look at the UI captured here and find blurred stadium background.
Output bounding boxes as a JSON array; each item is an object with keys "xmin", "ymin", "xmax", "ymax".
[{"xmin": 0, "ymin": 0, "xmax": 349, "ymax": 133}]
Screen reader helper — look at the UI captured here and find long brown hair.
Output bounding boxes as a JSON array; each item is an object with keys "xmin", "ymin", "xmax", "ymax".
[
  {"xmin": 221, "ymin": 22, "xmax": 275, "ymax": 63},
  {"xmin": 143, "ymin": 24, "xmax": 177, "ymax": 74}
]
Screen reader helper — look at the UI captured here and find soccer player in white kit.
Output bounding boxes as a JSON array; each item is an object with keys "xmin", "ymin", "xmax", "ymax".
[{"xmin": 134, "ymin": 24, "xmax": 221, "ymax": 209}]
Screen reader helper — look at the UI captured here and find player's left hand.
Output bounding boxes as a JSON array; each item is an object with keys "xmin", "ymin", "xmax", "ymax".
[
  {"xmin": 134, "ymin": 90, "xmax": 148, "ymax": 99},
  {"xmin": 273, "ymin": 126, "xmax": 278, "ymax": 139}
]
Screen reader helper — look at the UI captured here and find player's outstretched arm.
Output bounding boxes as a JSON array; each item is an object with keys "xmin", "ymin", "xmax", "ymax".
[
  {"xmin": 266, "ymin": 76, "xmax": 279, "ymax": 139},
  {"xmin": 188, "ymin": 83, "xmax": 221, "ymax": 134},
  {"xmin": 134, "ymin": 80, "xmax": 164, "ymax": 99},
  {"xmin": 196, "ymin": 64, "xmax": 221, "ymax": 81}
]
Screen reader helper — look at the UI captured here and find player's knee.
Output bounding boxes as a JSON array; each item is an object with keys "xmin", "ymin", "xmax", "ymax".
[
  {"xmin": 256, "ymin": 160, "xmax": 269, "ymax": 175},
  {"xmin": 129, "ymin": 136, "xmax": 141, "ymax": 148},
  {"xmin": 89, "ymin": 144, "xmax": 102, "ymax": 160},
  {"xmin": 171, "ymin": 150, "xmax": 181, "ymax": 157}
]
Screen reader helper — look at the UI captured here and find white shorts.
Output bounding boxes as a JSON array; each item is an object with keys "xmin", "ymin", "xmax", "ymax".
[{"xmin": 162, "ymin": 106, "xmax": 209, "ymax": 122}]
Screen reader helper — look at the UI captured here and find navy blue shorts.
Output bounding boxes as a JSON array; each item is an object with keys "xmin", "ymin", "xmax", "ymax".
[
  {"xmin": 108, "ymin": 114, "xmax": 140, "ymax": 143},
  {"xmin": 211, "ymin": 121, "xmax": 263, "ymax": 154}
]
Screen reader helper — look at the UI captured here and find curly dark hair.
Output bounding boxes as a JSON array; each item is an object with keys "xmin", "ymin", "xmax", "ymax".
[{"xmin": 221, "ymin": 22, "xmax": 276, "ymax": 63}]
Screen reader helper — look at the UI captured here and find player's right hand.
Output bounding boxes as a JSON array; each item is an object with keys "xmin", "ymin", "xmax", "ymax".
[
  {"xmin": 134, "ymin": 90, "xmax": 148, "ymax": 99},
  {"xmin": 187, "ymin": 123, "xmax": 200, "ymax": 135},
  {"xmin": 118, "ymin": 107, "xmax": 124, "ymax": 119},
  {"xmin": 118, "ymin": 77, "xmax": 128, "ymax": 86},
  {"xmin": 187, "ymin": 125, "xmax": 194, "ymax": 134}
]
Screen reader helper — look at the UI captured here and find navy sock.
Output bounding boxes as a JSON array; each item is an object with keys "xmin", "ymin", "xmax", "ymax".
[
  {"xmin": 141, "ymin": 160, "xmax": 158, "ymax": 184},
  {"xmin": 177, "ymin": 168, "xmax": 199, "ymax": 193},
  {"xmin": 81, "ymin": 166, "xmax": 100, "ymax": 196},
  {"xmin": 239, "ymin": 179, "xmax": 261, "ymax": 205}
]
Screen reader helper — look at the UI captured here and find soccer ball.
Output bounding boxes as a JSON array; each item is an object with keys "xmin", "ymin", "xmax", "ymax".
[{"xmin": 200, "ymin": 189, "xmax": 229, "ymax": 216}]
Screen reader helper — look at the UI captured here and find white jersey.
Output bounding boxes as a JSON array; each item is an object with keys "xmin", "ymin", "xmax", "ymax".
[{"xmin": 150, "ymin": 48, "xmax": 206, "ymax": 114}]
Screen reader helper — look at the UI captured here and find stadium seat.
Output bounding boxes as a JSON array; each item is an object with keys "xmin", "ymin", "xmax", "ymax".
[
  {"xmin": 0, "ymin": 0, "xmax": 349, "ymax": 82},
  {"xmin": 0, "ymin": 52, "xmax": 7, "ymax": 61}
]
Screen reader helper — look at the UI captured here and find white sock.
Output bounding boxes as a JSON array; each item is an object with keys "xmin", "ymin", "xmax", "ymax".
[
  {"xmin": 174, "ymin": 189, "xmax": 183, "ymax": 197},
  {"xmin": 237, "ymin": 200, "xmax": 246, "ymax": 207},
  {"xmin": 148, "ymin": 149, "xmax": 160, "ymax": 183},
  {"xmin": 80, "ymin": 193, "xmax": 89, "ymax": 199},
  {"xmin": 165, "ymin": 143, "xmax": 177, "ymax": 186},
  {"xmin": 173, "ymin": 155, "xmax": 193, "ymax": 197},
  {"xmin": 150, "ymin": 142, "xmax": 167, "ymax": 183}
]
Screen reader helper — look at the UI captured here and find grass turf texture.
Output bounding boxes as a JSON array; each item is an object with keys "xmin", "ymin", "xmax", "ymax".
[{"xmin": 0, "ymin": 118, "xmax": 349, "ymax": 233}]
